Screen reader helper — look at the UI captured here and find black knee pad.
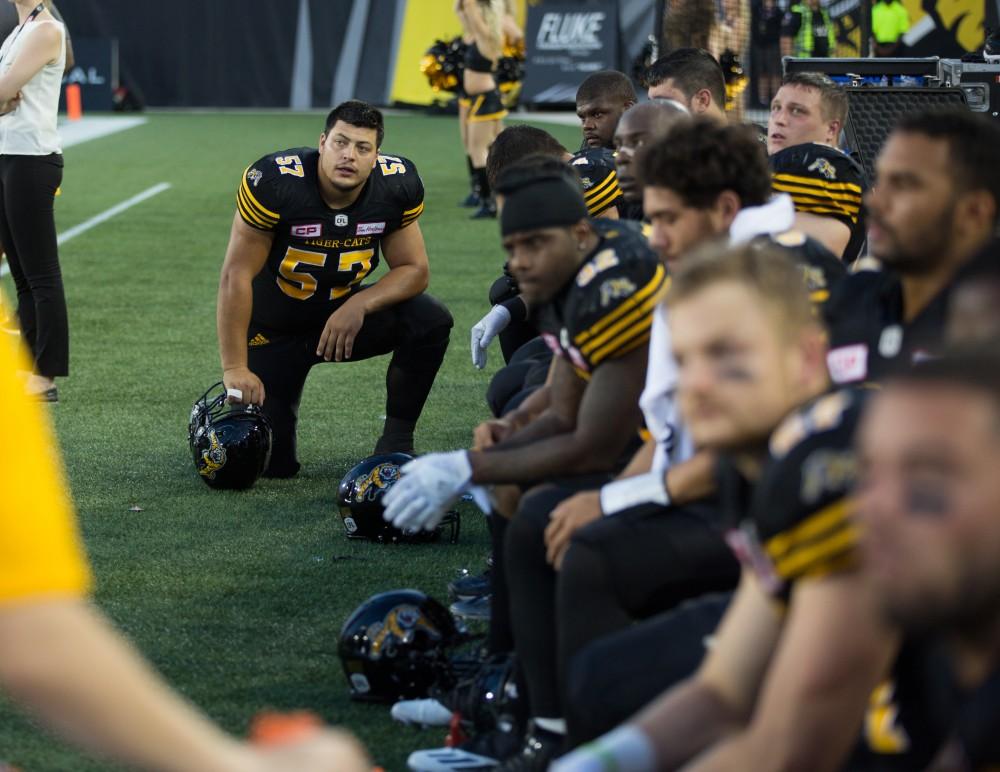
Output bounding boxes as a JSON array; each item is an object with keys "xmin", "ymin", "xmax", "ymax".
[
  {"xmin": 489, "ymin": 274, "xmax": 520, "ymax": 306},
  {"xmin": 398, "ymin": 293, "xmax": 454, "ymax": 341},
  {"xmin": 508, "ymin": 337, "xmax": 552, "ymax": 366},
  {"xmin": 487, "ymin": 361, "xmax": 535, "ymax": 418},
  {"xmin": 505, "ymin": 485, "xmax": 568, "ymax": 560}
]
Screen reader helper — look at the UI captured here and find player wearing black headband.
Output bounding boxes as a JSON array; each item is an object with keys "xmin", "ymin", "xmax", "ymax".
[{"xmin": 387, "ymin": 158, "xmax": 666, "ymax": 771}]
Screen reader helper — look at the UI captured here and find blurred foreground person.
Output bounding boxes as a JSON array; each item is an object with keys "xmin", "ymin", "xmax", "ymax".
[
  {"xmin": 858, "ymin": 351, "xmax": 1000, "ymax": 771},
  {"xmin": 0, "ymin": 331, "xmax": 369, "ymax": 771}
]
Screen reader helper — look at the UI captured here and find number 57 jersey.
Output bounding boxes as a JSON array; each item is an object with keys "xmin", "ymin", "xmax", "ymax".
[{"xmin": 236, "ymin": 147, "xmax": 425, "ymax": 334}]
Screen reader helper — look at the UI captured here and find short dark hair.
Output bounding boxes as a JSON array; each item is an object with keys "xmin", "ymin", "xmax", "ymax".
[
  {"xmin": 487, "ymin": 125, "xmax": 566, "ymax": 187},
  {"xmin": 496, "ymin": 155, "xmax": 589, "ymax": 235},
  {"xmin": 890, "ymin": 347, "xmax": 1000, "ymax": 428},
  {"xmin": 324, "ymin": 100, "xmax": 385, "ymax": 147},
  {"xmin": 894, "ymin": 109, "xmax": 1000, "ymax": 219},
  {"xmin": 644, "ymin": 48, "xmax": 725, "ymax": 110},
  {"xmin": 576, "ymin": 70, "xmax": 637, "ymax": 107},
  {"xmin": 495, "ymin": 154, "xmax": 581, "ymax": 196},
  {"xmin": 780, "ymin": 72, "xmax": 848, "ymax": 126},
  {"xmin": 637, "ymin": 118, "xmax": 772, "ymax": 208}
]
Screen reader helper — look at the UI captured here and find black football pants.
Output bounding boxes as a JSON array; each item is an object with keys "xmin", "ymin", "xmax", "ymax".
[
  {"xmin": 565, "ymin": 592, "xmax": 732, "ymax": 746},
  {"xmin": 0, "ymin": 154, "xmax": 67, "ymax": 377},
  {"xmin": 248, "ymin": 292, "xmax": 452, "ymax": 477},
  {"xmin": 505, "ymin": 491, "xmax": 738, "ymax": 720},
  {"xmin": 486, "ymin": 336, "xmax": 552, "ymax": 418}
]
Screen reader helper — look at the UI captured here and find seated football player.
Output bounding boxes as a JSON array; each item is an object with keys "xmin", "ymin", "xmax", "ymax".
[
  {"xmin": 386, "ymin": 158, "xmax": 666, "ymax": 771},
  {"xmin": 503, "ymin": 119, "xmax": 846, "ymax": 761},
  {"xmin": 858, "ymin": 349, "xmax": 1000, "ymax": 772},
  {"xmin": 474, "ymin": 124, "xmax": 627, "ymax": 373},
  {"xmin": 575, "ymin": 69, "xmax": 636, "ymax": 151},
  {"xmin": 767, "ymin": 72, "xmax": 868, "ymax": 262},
  {"xmin": 946, "ymin": 245, "xmax": 1000, "ymax": 345},
  {"xmin": 823, "ymin": 109, "xmax": 1000, "ymax": 387},
  {"xmin": 554, "ymin": 243, "xmax": 949, "ymax": 772},
  {"xmin": 644, "ymin": 47, "xmax": 728, "ymax": 125},
  {"xmin": 216, "ymin": 100, "xmax": 453, "ymax": 478},
  {"xmin": 612, "ymin": 100, "xmax": 690, "ymax": 222}
]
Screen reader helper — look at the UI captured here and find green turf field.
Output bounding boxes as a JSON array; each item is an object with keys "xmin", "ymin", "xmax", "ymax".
[{"xmin": 0, "ymin": 111, "xmax": 582, "ymax": 771}]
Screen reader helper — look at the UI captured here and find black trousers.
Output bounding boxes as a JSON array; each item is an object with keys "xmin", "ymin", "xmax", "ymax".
[
  {"xmin": 506, "ymin": 491, "xmax": 738, "ymax": 720},
  {"xmin": 486, "ymin": 336, "xmax": 552, "ymax": 418},
  {"xmin": 248, "ymin": 292, "xmax": 452, "ymax": 476},
  {"xmin": 0, "ymin": 154, "xmax": 67, "ymax": 377},
  {"xmin": 491, "ymin": 476, "xmax": 612, "ymax": 669},
  {"xmin": 565, "ymin": 592, "xmax": 732, "ymax": 746}
]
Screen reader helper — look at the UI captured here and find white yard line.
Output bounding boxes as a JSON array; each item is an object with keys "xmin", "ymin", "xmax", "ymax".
[
  {"xmin": 60, "ymin": 116, "xmax": 148, "ymax": 149},
  {"xmin": 0, "ymin": 182, "xmax": 171, "ymax": 277}
]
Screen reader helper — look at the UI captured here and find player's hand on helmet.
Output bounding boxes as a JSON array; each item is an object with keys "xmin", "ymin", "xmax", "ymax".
[
  {"xmin": 472, "ymin": 418, "xmax": 514, "ymax": 450},
  {"xmin": 545, "ymin": 490, "xmax": 603, "ymax": 569},
  {"xmin": 318, "ymin": 296, "xmax": 366, "ymax": 362},
  {"xmin": 223, "ymin": 366, "xmax": 265, "ymax": 405},
  {"xmin": 250, "ymin": 728, "xmax": 371, "ymax": 772},
  {"xmin": 470, "ymin": 304, "xmax": 512, "ymax": 369},
  {"xmin": 383, "ymin": 451, "xmax": 473, "ymax": 531}
]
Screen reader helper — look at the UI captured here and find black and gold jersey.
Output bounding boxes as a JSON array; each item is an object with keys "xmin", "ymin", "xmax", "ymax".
[
  {"xmin": 568, "ymin": 147, "xmax": 624, "ymax": 218},
  {"xmin": 823, "ymin": 269, "xmax": 949, "ymax": 386},
  {"xmin": 950, "ymin": 667, "xmax": 1000, "ymax": 770},
  {"xmin": 721, "ymin": 388, "xmax": 953, "ymax": 769},
  {"xmin": 236, "ymin": 147, "xmax": 424, "ymax": 333},
  {"xmin": 722, "ymin": 388, "xmax": 864, "ymax": 603},
  {"xmin": 535, "ymin": 219, "xmax": 666, "ymax": 380},
  {"xmin": 748, "ymin": 230, "xmax": 847, "ymax": 306},
  {"xmin": 770, "ymin": 143, "xmax": 868, "ymax": 262}
]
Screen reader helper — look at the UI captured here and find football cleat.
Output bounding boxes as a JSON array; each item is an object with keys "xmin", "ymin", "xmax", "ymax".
[{"xmin": 390, "ymin": 697, "xmax": 454, "ymax": 727}]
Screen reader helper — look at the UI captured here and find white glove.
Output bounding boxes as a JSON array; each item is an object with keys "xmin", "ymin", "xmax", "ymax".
[
  {"xmin": 549, "ymin": 726, "xmax": 656, "ymax": 772},
  {"xmin": 382, "ymin": 451, "xmax": 473, "ymax": 531},
  {"xmin": 470, "ymin": 304, "xmax": 512, "ymax": 370}
]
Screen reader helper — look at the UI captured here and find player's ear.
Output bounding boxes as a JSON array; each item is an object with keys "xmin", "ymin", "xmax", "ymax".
[
  {"xmin": 712, "ymin": 190, "xmax": 742, "ymax": 229},
  {"xmin": 957, "ymin": 188, "xmax": 997, "ymax": 235},
  {"xmin": 319, "ymin": 132, "xmax": 327, "ymax": 150},
  {"xmin": 797, "ymin": 324, "xmax": 829, "ymax": 387}
]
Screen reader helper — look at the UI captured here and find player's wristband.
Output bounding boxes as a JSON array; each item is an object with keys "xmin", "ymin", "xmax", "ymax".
[
  {"xmin": 500, "ymin": 295, "xmax": 528, "ymax": 324},
  {"xmin": 599, "ymin": 471, "xmax": 670, "ymax": 516},
  {"xmin": 549, "ymin": 725, "xmax": 657, "ymax": 772}
]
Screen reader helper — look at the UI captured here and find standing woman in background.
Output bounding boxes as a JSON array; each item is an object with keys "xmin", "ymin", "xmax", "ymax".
[
  {"xmin": 0, "ymin": 0, "xmax": 67, "ymax": 401},
  {"xmin": 455, "ymin": 0, "xmax": 478, "ymax": 209},
  {"xmin": 0, "ymin": 0, "xmax": 71, "ymax": 333},
  {"xmin": 458, "ymin": 0, "xmax": 507, "ymax": 219}
]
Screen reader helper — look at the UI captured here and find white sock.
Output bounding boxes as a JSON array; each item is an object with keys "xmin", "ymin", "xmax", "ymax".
[{"xmin": 534, "ymin": 717, "xmax": 567, "ymax": 735}]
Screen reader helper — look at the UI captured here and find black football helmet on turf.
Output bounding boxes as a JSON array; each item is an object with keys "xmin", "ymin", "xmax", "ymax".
[
  {"xmin": 188, "ymin": 382, "xmax": 272, "ymax": 490},
  {"xmin": 339, "ymin": 589, "xmax": 467, "ymax": 702},
  {"xmin": 337, "ymin": 454, "xmax": 460, "ymax": 543}
]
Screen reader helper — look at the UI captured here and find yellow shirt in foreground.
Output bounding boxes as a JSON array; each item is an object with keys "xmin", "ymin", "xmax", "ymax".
[{"xmin": 0, "ymin": 331, "xmax": 91, "ymax": 603}]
